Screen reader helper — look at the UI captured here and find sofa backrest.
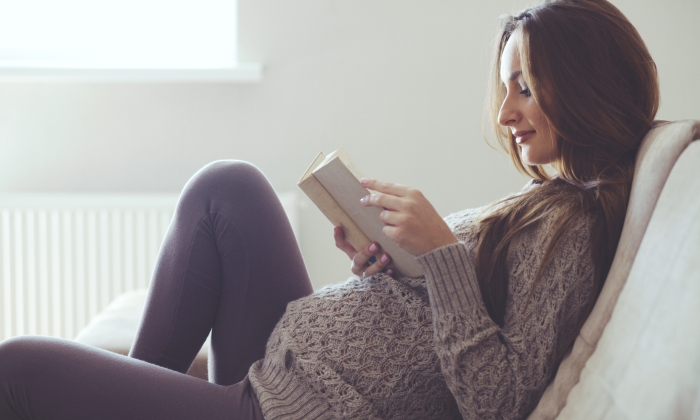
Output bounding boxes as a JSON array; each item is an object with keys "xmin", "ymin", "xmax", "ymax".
[
  {"xmin": 559, "ymin": 133, "xmax": 700, "ymax": 418},
  {"xmin": 528, "ymin": 120, "xmax": 700, "ymax": 419}
]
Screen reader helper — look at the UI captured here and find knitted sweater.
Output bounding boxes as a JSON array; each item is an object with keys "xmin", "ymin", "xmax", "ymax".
[{"xmin": 248, "ymin": 189, "xmax": 596, "ymax": 419}]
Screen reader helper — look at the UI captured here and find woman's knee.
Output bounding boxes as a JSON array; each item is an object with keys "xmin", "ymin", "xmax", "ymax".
[
  {"xmin": 181, "ymin": 160, "xmax": 272, "ymax": 204},
  {"xmin": 189, "ymin": 160, "xmax": 267, "ymax": 191},
  {"xmin": 0, "ymin": 336, "xmax": 50, "ymax": 382}
]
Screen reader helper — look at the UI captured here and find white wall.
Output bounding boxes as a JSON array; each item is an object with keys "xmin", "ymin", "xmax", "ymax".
[{"xmin": 0, "ymin": 0, "xmax": 698, "ymax": 290}]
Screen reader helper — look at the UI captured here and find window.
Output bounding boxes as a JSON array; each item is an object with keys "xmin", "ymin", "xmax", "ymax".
[{"xmin": 0, "ymin": 0, "xmax": 261, "ymax": 82}]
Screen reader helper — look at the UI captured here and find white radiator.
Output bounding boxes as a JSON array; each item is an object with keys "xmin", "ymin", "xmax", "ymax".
[{"xmin": 0, "ymin": 192, "xmax": 298, "ymax": 342}]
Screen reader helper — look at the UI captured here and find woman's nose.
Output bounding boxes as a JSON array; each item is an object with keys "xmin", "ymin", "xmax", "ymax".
[{"xmin": 498, "ymin": 96, "xmax": 518, "ymax": 127}]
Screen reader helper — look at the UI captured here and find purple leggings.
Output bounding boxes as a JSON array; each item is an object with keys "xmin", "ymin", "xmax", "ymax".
[{"xmin": 0, "ymin": 161, "xmax": 314, "ymax": 420}]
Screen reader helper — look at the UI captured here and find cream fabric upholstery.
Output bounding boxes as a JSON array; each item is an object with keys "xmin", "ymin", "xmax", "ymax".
[
  {"xmin": 559, "ymin": 138, "xmax": 700, "ymax": 418},
  {"xmin": 74, "ymin": 289, "xmax": 153, "ymax": 351},
  {"xmin": 529, "ymin": 120, "xmax": 700, "ymax": 419},
  {"xmin": 74, "ymin": 289, "xmax": 210, "ymax": 379}
]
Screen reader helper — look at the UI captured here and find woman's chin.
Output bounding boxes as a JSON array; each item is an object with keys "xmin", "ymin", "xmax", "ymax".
[
  {"xmin": 521, "ymin": 152, "xmax": 552, "ymax": 167},
  {"xmin": 521, "ymin": 153, "xmax": 538, "ymax": 166}
]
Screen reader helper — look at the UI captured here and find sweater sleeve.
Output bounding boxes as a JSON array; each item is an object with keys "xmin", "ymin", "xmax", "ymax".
[{"xmin": 416, "ymin": 219, "xmax": 594, "ymax": 420}]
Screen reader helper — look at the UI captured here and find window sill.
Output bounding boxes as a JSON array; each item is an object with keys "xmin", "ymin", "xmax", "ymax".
[{"xmin": 0, "ymin": 63, "xmax": 263, "ymax": 83}]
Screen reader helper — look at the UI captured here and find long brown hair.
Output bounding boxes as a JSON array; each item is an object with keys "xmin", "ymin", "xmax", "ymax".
[{"xmin": 478, "ymin": 0, "xmax": 659, "ymax": 336}]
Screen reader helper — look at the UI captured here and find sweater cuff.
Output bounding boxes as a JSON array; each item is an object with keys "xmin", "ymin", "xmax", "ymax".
[{"xmin": 416, "ymin": 242, "xmax": 488, "ymax": 317}]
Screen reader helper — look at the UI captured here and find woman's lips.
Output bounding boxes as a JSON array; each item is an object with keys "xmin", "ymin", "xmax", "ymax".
[{"xmin": 515, "ymin": 131, "xmax": 536, "ymax": 144}]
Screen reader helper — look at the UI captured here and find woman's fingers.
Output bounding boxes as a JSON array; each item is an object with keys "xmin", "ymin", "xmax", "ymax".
[
  {"xmin": 351, "ymin": 241, "xmax": 391, "ymax": 277},
  {"xmin": 363, "ymin": 252, "xmax": 392, "ymax": 277},
  {"xmin": 350, "ymin": 241, "xmax": 379, "ymax": 275},
  {"xmin": 333, "ymin": 227, "xmax": 357, "ymax": 259},
  {"xmin": 335, "ymin": 227, "xmax": 393, "ymax": 277},
  {"xmin": 360, "ymin": 192, "xmax": 403, "ymax": 211},
  {"xmin": 379, "ymin": 209, "xmax": 402, "ymax": 226},
  {"xmin": 361, "ymin": 178, "xmax": 409, "ymax": 196},
  {"xmin": 360, "ymin": 179, "xmax": 424, "ymax": 212},
  {"xmin": 360, "ymin": 178, "xmax": 459, "ymax": 256}
]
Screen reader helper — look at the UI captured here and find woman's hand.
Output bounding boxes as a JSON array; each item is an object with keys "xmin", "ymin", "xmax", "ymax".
[
  {"xmin": 333, "ymin": 226, "xmax": 394, "ymax": 277},
  {"xmin": 359, "ymin": 178, "xmax": 458, "ymax": 256}
]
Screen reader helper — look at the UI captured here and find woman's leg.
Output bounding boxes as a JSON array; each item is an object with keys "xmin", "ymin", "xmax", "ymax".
[
  {"xmin": 129, "ymin": 160, "xmax": 314, "ymax": 385},
  {"xmin": 0, "ymin": 336, "xmax": 258, "ymax": 420}
]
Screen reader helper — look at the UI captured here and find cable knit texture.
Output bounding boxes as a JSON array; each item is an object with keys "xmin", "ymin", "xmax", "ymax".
[{"xmin": 248, "ymin": 185, "xmax": 596, "ymax": 420}]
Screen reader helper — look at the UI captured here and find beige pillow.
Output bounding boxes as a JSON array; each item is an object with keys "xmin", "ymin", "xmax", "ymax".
[{"xmin": 528, "ymin": 120, "xmax": 700, "ymax": 419}]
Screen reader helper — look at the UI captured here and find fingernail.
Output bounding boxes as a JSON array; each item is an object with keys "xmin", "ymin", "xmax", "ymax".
[
  {"xmin": 387, "ymin": 269, "xmax": 394, "ymax": 276},
  {"xmin": 361, "ymin": 178, "xmax": 370, "ymax": 185},
  {"xmin": 380, "ymin": 254, "xmax": 389, "ymax": 264},
  {"xmin": 360, "ymin": 196, "xmax": 366, "ymax": 205},
  {"xmin": 369, "ymin": 243, "xmax": 378, "ymax": 252}
]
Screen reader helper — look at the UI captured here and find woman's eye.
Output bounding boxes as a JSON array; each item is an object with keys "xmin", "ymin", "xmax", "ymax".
[{"xmin": 519, "ymin": 88, "xmax": 532, "ymax": 97}]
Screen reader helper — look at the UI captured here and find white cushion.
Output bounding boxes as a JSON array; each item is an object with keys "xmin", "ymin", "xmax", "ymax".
[{"xmin": 75, "ymin": 288, "xmax": 209, "ymax": 357}]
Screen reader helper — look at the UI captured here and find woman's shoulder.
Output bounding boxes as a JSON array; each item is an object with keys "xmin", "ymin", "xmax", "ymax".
[
  {"xmin": 506, "ymin": 179, "xmax": 596, "ymax": 267},
  {"xmin": 446, "ymin": 180, "xmax": 542, "ymax": 235},
  {"xmin": 444, "ymin": 206, "xmax": 485, "ymax": 228},
  {"xmin": 512, "ymin": 198, "xmax": 596, "ymax": 277}
]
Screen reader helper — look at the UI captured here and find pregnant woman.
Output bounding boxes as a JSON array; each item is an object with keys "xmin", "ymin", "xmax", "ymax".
[{"xmin": 0, "ymin": 0, "xmax": 659, "ymax": 419}]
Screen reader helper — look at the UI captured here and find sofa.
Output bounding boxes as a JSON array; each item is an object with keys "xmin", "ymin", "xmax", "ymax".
[
  {"xmin": 529, "ymin": 119, "xmax": 700, "ymax": 419},
  {"xmin": 76, "ymin": 119, "xmax": 700, "ymax": 418},
  {"xmin": 74, "ymin": 289, "xmax": 210, "ymax": 380}
]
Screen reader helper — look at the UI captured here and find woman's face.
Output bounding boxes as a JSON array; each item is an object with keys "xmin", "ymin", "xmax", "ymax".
[{"xmin": 498, "ymin": 36, "xmax": 558, "ymax": 166}]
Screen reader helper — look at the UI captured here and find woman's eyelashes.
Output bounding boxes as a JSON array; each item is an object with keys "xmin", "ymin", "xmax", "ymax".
[{"xmin": 519, "ymin": 87, "xmax": 531, "ymax": 97}]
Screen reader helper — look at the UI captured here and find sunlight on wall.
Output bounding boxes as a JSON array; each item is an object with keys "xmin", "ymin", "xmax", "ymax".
[{"xmin": 0, "ymin": 0, "xmax": 238, "ymax": 69}]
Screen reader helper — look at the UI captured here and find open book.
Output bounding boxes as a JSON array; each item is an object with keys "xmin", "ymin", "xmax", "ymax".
[{"xmin": 298, "ymin": 148, "xmax": 423, "ymax": 278}]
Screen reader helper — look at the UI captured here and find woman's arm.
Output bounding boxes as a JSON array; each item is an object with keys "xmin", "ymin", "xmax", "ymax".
[
  {"xmin": 360, "ymin": 178, "xmax": 595, "ymax": 419},
  {"xmin": 416, "ymin": 220, "xmax": 594, "ymax": 420}
]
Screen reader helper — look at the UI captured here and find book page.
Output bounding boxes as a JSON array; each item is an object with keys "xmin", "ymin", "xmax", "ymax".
[{"xmin": 298, "ymin": 151, "xmax": 326, "ymax": 183}]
